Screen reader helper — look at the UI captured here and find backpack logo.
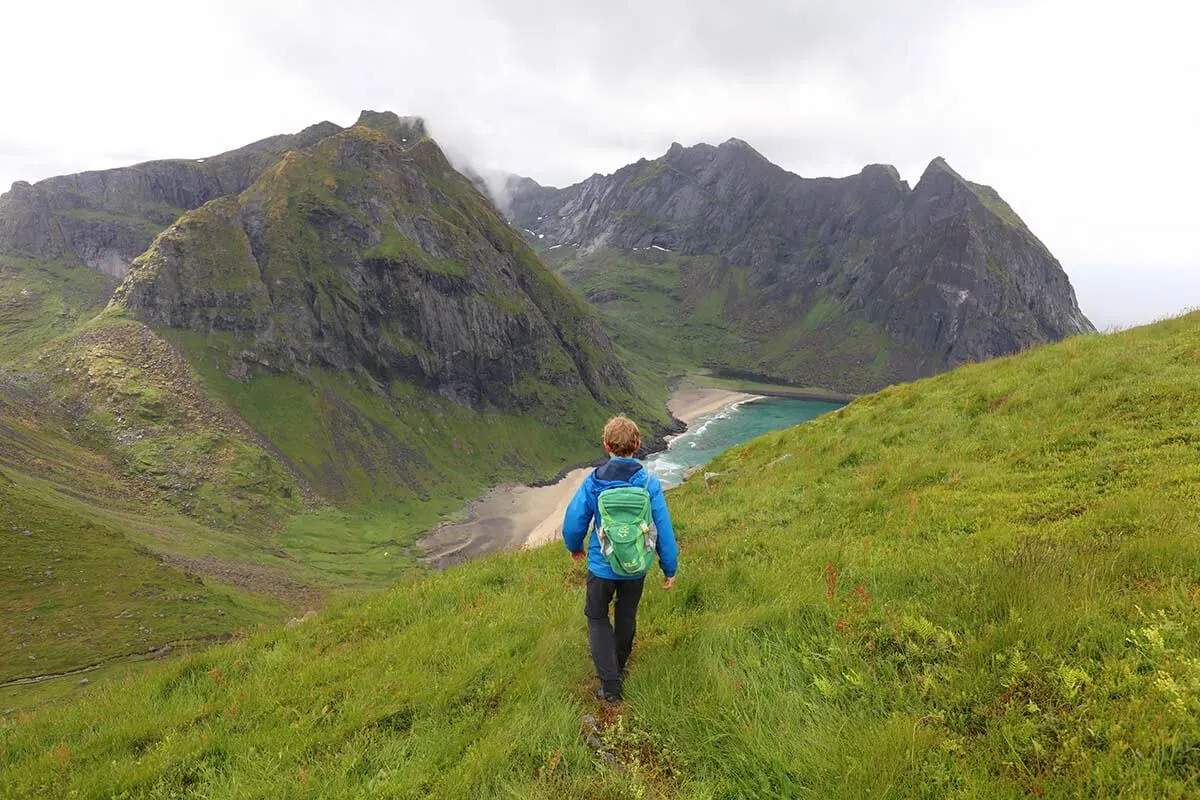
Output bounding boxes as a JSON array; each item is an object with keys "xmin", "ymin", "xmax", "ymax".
[{"xmin": 596, "ymin": 486, "xmax": 656, "ymax": 576}]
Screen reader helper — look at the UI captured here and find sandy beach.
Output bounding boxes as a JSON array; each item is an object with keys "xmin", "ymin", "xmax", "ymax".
[
  {"xmin": 418, "ymin": 387, "xmax": 757, "ymax": 567},
  {"xmin": 668, "ymin": 388, "xmax": 758, "ymax": 425}
]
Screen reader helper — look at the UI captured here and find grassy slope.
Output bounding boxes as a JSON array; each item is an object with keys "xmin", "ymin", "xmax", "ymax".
[
  {"xmin": 0, "ymin": 253, "xmax": 116, "ymax": 363},
  {"xmin": 545, "ymin": 246, "xmax": 918, "ymax": 393},
  {"xmin": 552, "ymin": 248, "xmax": 750, "ymax": 377},
  {"xmin": 0, "ymin": 403, "xmax": 294, "ymax": 698},
  {"xmin": 173, "ymin": 330, "xmax": 622, "ymax": 582},
  {"xmin": 0, "ymin": 261, "xmax": 302, "ymax": 693},
  {"xmin": 5, "ymin": 314, "xmax": 1198, "ymax": 798}
]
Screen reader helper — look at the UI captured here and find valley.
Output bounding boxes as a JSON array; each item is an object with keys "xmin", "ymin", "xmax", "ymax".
[{"xmin": 5, "ymin": 108, "xmax": 1188, "ymax": 799}]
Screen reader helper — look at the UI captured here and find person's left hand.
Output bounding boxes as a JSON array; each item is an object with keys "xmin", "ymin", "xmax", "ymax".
[{"xmin": 571, "ymin": 550, "xmax": 586, "ymax": 562}]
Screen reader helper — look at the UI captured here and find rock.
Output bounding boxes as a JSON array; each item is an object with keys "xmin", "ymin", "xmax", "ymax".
[
  {"xmin": 580, "ymin": 713, "xmax": 621, "ymax": 768},
  {"xmin": 78, "ymin": 678, "xmax": 89, "ymax": 686},
  {"xmin": 287, "ymin": 609, "xmax": 319, "ymax": 627}
]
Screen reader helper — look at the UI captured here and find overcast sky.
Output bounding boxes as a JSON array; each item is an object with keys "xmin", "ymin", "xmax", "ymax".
[{"xmin": 2, "ymin": 0, "xmax": 1196, "ymax": 327}]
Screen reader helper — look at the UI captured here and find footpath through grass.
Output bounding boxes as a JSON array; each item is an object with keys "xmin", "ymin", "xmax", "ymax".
[{"xmin": 3, "ymin": 313, "xmax": 1199, "ymax": 798}]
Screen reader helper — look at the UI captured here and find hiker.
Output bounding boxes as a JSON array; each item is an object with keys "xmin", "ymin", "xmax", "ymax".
[{"xmin": 563, "ymin": 416, "xmax": 679, "ymax": 705}]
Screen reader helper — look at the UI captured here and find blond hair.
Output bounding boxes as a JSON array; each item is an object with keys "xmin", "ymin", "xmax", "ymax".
[{"xmin": 603, "ymin": 416, "xmax": 642, "ymax": 457}]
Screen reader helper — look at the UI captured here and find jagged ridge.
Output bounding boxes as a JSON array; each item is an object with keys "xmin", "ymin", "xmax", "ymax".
[{"xmin": 509, "ymin": 141, "xmax": 1094, "ymax": 392}]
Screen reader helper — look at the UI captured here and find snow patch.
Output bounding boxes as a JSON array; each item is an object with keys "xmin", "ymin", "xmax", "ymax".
[
  {"xmin": 651, "ymin": 245, "xmax": 672, "ymax": 252},
  {"xmin": 549, "ymin": 244, "xmax": 563, "ymax": 250},
  {"xmin": 524, "ymin": 228, "xmax": 536, "ymax": 235},
  {"xmin": 538, "ymin": 234, "xmax": 545, "ymax": 239}
]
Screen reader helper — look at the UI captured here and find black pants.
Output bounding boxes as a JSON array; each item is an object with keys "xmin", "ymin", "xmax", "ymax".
[{"xmin": 585, "ymin": 573, "xmax": 645, "ymax": 689}]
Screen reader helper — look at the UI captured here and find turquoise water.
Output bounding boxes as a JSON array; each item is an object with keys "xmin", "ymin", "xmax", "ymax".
[{"xmin": 646, "ymin": 397, "xmax": 844, "ymax": 488}]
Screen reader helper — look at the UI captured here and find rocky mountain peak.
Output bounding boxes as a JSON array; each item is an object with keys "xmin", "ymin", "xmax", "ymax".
[
  {"xmin": 353, "ymin": 110, "xmax": 428, "ymax": 144},
  {"xmin": 1, "ymin": 180, "xmax": 33, "ymax": 199},
  {"xmin": 718, "ymin": 137, "xmax": 759, "ymax": 154},
  {"xmin": 911, "ymin": 156, "xmax": 973, "ymax": 200},
  {"xmin": 0, "ymin": 119, "xmax": 368, "ymax": 279},
  {"xmin": 922, "ymin": 155, "xmax": 958, "ymax": 176},
  {"xmin": 860, "ymin": 163, "xmax": 905, "ymax": 184}
]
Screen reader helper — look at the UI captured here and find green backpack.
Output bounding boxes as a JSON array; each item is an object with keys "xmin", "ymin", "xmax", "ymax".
[{"xmin": 596, "ymin": 485, "xmax": 657, "ymax": 576}]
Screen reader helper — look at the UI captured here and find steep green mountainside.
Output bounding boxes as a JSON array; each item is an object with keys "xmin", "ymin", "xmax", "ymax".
[
  {"xmin": 511, "ymin": 145, "xmax": 1094, "ymax": 393},
  {"xmin": 0, "ymin": 390, "xmax": 297, "ymax": 689},
  {"xmin": 5, "ymin": 314, "xmax": 1197, "ymax": 798},
  {"xmin": 0, "ymin": 113, "xmax": 668, "ymax": 689}
]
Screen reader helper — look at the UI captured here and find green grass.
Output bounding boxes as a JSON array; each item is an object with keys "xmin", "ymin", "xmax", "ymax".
[
  {"xmin": 0, "ymin": 442, "xmax": 288, "ymax": 687},
  {"xmin": 5, "ymin": 313, "xmax": 1199, "ymax": 797},
  {"xmin": 0, "ymin": 253, "xmax": 116, "ymax": 364},
  {"xmin": 362, "ymin": 226, "xmax": 468, "ymax": 277},
  {"xmin": 547, "ymin": 247, "xmax": 924, "ymax": 394},
  {"xmin": 52, "ymin": 208, "xmax": 166, "ymax": 240},
  {"xmin": 966, "ymin": 181, "xmax": 1029, "ymax": 231},
  {"xmin": 551, "ymin": 248, "xmax": 752, "ymax": 378}
]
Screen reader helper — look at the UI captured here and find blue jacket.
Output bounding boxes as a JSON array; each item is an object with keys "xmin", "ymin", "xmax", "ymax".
[{"xmin": 562, "ymin": 457, "xmax": 678, "ymax": 580}]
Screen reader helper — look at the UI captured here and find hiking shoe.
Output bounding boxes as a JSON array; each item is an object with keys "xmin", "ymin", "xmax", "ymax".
[{"xmin": 594, "ymin": 685, "xmax": 623, "ymax": 705}]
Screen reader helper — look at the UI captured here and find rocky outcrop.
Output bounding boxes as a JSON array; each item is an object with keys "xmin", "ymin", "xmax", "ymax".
[
  {"xmin": 509, "ymin": 141, "xmax": 1094, "ymax": 390},
  {"xmin": 0, "ymin": 121, "xmax": 342, "ymax": 278},
  {"xmin": 115, "ymin": 122, "xmax": 631, "ymax": 413}
]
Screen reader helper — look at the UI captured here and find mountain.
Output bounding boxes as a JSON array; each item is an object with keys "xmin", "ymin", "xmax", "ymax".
[
  {"xmin": 508, "ymin": 141, "xmax": 1094, "ymax": 393},
  {"xmin": 0, "ymin": 112, "xmax": 667, "ymax": 685},
  {"xmin": 114, "ymin": 119, "xmax": 629, "ymax": 414},
  {"xmin": 6, "ymin": 310, "xmax": 1196, "ymax": 797},
  {"xmin": 0, "ymin": 121, "xmax": 344, "ymax": 279}
]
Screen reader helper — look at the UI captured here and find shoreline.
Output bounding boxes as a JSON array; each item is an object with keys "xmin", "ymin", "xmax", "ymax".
[
  {"xmin": 740, "ymin": 387, "xmax": 857, "ymax": 403},
  {"xmin": 667, "ymin": 388, "xmax": 760, "ymax": 425},
  {"xmin": 417, "ymin": 387, "xmax": 758, "ymax": 567}
]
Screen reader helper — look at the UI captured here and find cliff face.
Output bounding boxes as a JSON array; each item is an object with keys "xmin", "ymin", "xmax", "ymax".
[
  {"xmin": 0, "ymin": 121, "xmax": 342, "ymax": 277},
  {"xmin": 509, "ymin": 141, "xmax": 1094, "ymax": 391},
  {"xmin": 114, "ymin": 118, "xmax": 629, "ymax": 413},
  {"xmin": 847, "ymin": 157, "xmax": 1094, "ymax": 365}
]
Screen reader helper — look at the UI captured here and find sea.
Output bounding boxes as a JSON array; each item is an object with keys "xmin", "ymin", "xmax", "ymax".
[{"xmin": 645, "ymin": 396, "xmax": 844, "ymax": 488}]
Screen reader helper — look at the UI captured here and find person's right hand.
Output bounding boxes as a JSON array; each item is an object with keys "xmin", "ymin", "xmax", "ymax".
[{"xmin": 663, "ymin": 576, "xmax": 675, "ymax": 590}]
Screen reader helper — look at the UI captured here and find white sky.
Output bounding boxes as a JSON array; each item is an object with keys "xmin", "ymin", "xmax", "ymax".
[{"xmin": 1, "ymin": 0, "xmax": 1196, "ymax": 328}]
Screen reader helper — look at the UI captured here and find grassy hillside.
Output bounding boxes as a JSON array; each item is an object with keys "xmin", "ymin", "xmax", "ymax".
[
  {"xmin": 545, "ymin": 246, "xmax": 928, "ymax": 392},
  {"xmin": 0, "ymin": 253, "xmax": 116, "ymax": 363},
  {"xmin": 0, "ymin": 393, "xmax": 300, "ymax": 701},
  {"xmin": 0, "ymin": 121, "xmax": 673, "ymax": 695},
  {"xmin": 5, "ymin": 314, "xmax": 1197, "ymax": 797}
]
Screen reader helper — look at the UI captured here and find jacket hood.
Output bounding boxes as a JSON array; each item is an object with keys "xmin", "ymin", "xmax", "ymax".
[{"xmin": 592, "ymin": 457, "xmax": 646, "ymax": 487}]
